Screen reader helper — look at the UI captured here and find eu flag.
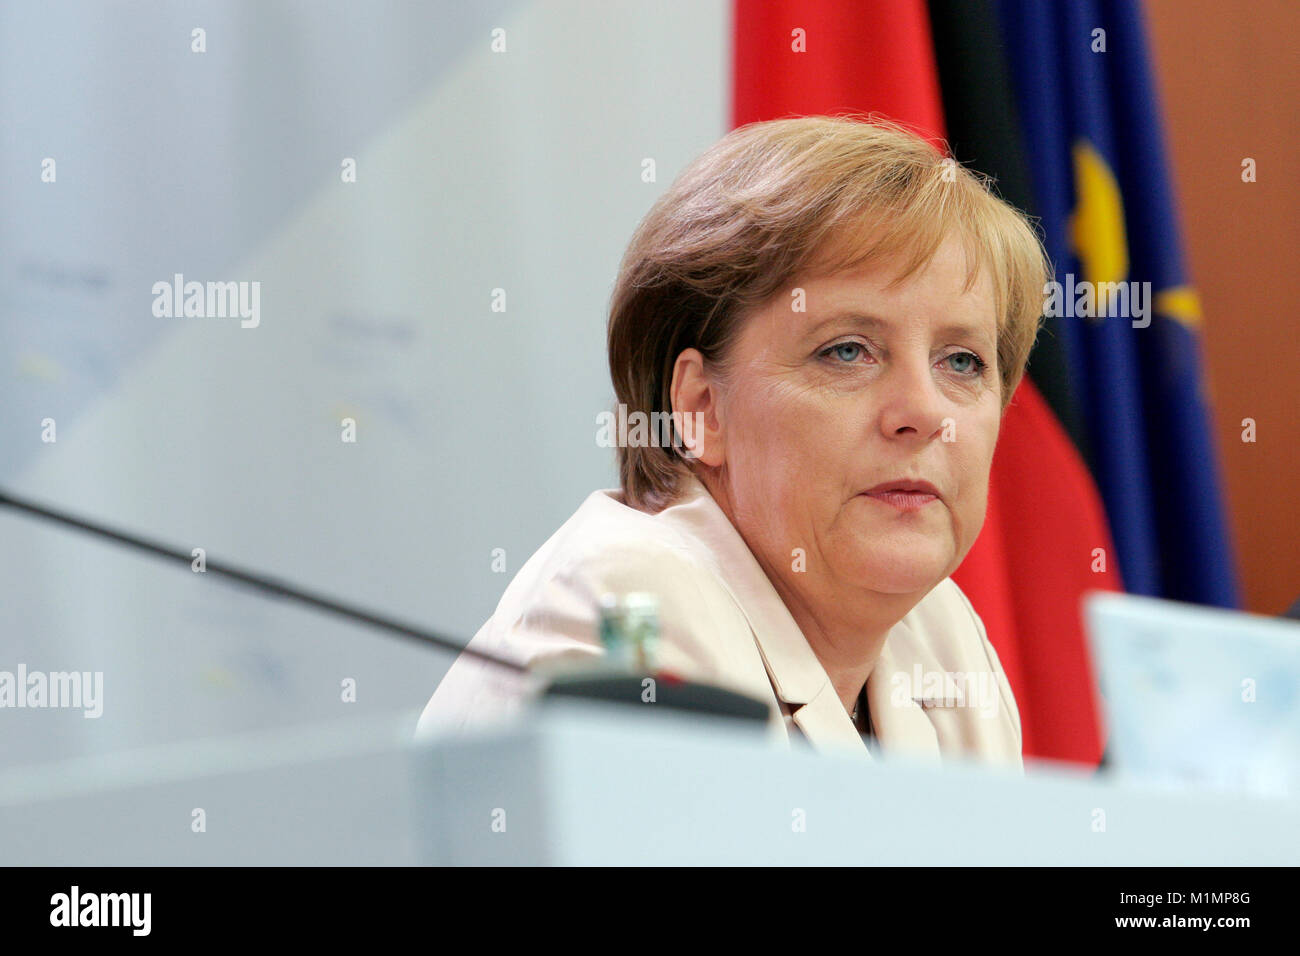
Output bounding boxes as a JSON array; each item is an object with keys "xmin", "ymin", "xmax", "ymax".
[{"xmin": 996, "ymin": 0, "xmax": 1241, "ymax": 607}]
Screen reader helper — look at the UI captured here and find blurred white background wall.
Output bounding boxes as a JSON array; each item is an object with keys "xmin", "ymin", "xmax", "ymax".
[{"xmin": 0, "ymin": 0, "xmax": 729, "ymax": 766}]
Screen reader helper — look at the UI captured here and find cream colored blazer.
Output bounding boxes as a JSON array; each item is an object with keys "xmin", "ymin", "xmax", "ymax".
[{"xmin": 416, "ymin": 474, "xmax": 1023, "ymax": 771}]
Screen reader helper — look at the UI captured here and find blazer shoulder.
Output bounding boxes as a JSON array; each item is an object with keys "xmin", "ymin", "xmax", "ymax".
[
  {"xmin": 419, "ymin": 490, "xmax": 760, "ymax": 739},
  {"xmin": 491, "ymin": 495, "xmax": 746, "ymax": 678},
  {"xmin": 517, "ymin": 493, "xmax": 724, "ymax": 613}
]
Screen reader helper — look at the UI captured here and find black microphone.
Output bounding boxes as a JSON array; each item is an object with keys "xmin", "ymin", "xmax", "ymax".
[
  {"xmin": 0, "ymin": 487, "xmax": 523, "ymax": 674},
  {"xmin": 0, "ymin": 488, "xmax": 771, "ymax": 724}
]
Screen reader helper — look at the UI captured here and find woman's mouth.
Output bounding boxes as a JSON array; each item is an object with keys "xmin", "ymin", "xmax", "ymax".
[{"xmin": 861, "ymin": 489, "xmax": 939, "ymax": 512}]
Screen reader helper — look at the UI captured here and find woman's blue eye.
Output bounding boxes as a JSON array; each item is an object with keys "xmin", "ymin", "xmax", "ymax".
[
  {"xmin": 829, "ymin": 342, "xmax": 863, "ymax": 362},
  {"xmin": 945, "ymin": 351, "xmax": 987, "ymax": 375}
]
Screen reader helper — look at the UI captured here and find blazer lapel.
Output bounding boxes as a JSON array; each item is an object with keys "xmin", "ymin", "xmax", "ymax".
[
  {"xmin": 660, "ymin": 476, "xmax": 868, "ymax": 757},
  {"xmin": 789, "ymin": 681, "xmax": 872, "ymax": 755},
  {"xmin": 864, "ymin": 621, "xmax": 943, "ymax": 765}
]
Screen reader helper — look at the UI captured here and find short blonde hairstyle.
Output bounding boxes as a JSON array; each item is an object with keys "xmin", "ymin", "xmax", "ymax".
[{"xmin": 607, "ymin": 115, "xmax": 1049, "ymax": 512}]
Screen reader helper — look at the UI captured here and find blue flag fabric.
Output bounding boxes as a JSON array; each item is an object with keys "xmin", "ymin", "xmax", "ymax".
[{"xmin": 996, "ymin": 0, "xmax": 1240, "ymax": 607}]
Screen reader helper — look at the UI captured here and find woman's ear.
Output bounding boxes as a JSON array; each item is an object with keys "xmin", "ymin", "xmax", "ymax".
[{"xmin": 669, "ymin": 348, "xmax": 726, "ymax": 468}]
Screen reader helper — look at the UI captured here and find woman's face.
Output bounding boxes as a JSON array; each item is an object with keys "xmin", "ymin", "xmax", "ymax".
[{"xmin": 705, "ymin": 235, "xmax": 1002, "ymax": 600}]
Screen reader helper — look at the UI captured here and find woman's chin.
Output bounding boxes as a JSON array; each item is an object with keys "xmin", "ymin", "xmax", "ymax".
[
  {"xmin": 844, "ymin": 547, "xmax": 953, "ymax": 595},
  {"xmin": 869, "ymin": 572, "xmax": 942, "ymax": 595}
]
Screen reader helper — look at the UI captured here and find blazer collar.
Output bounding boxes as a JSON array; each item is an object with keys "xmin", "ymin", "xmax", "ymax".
[{"xmin": 655, "ymin": 474, "xmax": 942, "ymax": 762}]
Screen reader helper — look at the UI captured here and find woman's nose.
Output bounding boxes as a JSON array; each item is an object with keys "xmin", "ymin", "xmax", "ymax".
[{"xmin": 876, "ymin": 359, "xmax": 948, "ymax": 439}]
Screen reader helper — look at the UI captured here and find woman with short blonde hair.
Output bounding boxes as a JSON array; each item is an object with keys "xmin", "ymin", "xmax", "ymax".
[
  {"xmin": 421, "ymin": 115, "xmax": 1050, "ymax": 766},
  {"xmin": 609, "ymin": 115, "xmax": 1048, "ymax": 510}
]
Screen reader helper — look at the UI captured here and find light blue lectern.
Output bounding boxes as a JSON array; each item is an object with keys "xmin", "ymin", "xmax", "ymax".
[{"xmin": 1, "ymin": 701, "xmax": 1296, "ymax": 865}]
